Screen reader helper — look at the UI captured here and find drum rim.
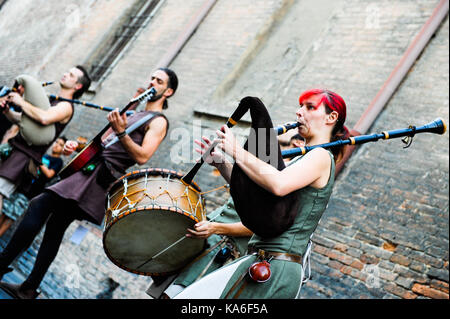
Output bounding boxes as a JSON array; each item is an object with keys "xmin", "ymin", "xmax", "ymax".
[
  {"xmin": 105, "ymin": 167, "xmax": 204, "ymax": 210},
  {"xmin": 108, "ymin": 167, "xmax": 202, "ymax": 194},
  {"xmin": 103, "ymin": 204, "xmax": 204, "ymax": 276}
]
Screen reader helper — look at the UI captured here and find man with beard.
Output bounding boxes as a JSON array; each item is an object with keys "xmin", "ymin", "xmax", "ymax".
[
  {"xmin": 0, "ymin": 66, "xmax": 90, "ymax": 229},
  {"xmin": 0, "ymin": 68, "xmax": 177, "ymax": 299}
]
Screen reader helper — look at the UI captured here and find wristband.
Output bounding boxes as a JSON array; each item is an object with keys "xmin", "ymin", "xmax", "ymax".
[{"xmin": 116, "ymin": 130, "xmax": 127, "ymax": 139}]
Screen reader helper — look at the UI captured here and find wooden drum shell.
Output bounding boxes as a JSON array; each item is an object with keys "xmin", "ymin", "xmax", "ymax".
[{"xmin": 103, "ymin": 168, "xmax": 205, "ymax": 276}]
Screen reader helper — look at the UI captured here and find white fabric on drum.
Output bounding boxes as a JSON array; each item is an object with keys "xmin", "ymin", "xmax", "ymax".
[{"xmin": 173, "ymin": 255, "xmax": 252, "ymax": 299}]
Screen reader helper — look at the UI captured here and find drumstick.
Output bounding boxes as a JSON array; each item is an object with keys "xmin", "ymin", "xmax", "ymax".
[
  {"xmin": 136, "ymin": 236, "xmax": 187, "ymax": 270},
  {"xmin": 136, "ymin": 212, "xmax": 224, "ymax": 270}
]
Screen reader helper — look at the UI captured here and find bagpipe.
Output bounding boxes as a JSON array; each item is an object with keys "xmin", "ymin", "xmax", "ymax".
[
  {"xmin": 48, "ymin": 95, "xmax": 135, "ymax": 116},
  {"xmin": 58, "ymin": 87, "xmax": 156, "ymax": 179},
  {"xmin": 281, "ymin": 118, "xmax": 446, "ymax": 158},
  {"xmin": 2, "ymin": 83, "xmax": 136, "ymax": 116},
  {"xmin": 1, "ymin": 76, "xmax": 56, "ymax": 146},
  {"xmin": 181, "ymin": 97, "xmax": 302, "ymax": 238},
  {"xmin": 181, "ymin": 96, "xmax": 447, "ymax": 239},
  {"xmin": 1, "ymin": 76, "xmax": 136, "ymax": 147}
]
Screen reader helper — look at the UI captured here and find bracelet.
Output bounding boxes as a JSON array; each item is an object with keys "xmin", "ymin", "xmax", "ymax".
[{"xmin": 116, "ymin": 130, "xmax": 127, "ymax": 139}]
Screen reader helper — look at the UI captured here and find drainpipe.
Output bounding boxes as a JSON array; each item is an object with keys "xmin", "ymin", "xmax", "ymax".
[
  {"xmin": 155, "ymin": 0, "xmax": 218, "ymax": 69},
  {"xmin": 95, "ymin": 0, "xmax": 167, "ymax": 88},
  {"xmin": 336, "ymin": 0, "xmax": 449, "ymax": 176}
]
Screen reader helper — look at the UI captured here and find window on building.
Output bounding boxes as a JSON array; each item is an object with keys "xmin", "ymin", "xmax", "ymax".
[{"xmin": 87, "ymin": 0, "xmax": 163, "ymax": 87}]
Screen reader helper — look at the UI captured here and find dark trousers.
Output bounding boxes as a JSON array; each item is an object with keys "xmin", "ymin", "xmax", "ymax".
[{"xmin": 0, "ymin": 191, "xmax": 85, "ymax": 290}]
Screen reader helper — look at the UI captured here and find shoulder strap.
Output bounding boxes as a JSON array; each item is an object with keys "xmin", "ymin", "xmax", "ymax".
[{"xmin": 104, "ymin": 112, "xmax": 157, "ymax": 148}]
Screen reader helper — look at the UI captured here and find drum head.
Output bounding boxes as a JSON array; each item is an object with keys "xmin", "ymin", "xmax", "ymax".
[{"xmin": 103, "ymin": 206, "xmax": 205, "ymax": 276}]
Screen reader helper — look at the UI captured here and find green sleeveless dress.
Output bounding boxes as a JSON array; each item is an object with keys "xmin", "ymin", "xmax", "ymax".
[
  {"xmin": 173, "ymin": 197, "xmax": 251, "ymax": 287},
  {"xmin": 219, "ymin": 150, "xmax": 336, "ymax": 299}
]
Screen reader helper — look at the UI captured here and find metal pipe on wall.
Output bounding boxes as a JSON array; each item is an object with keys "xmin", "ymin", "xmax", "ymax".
[
  {"xmin": 154, "ymin": 0, "xmax": 218, "ymax": 69},
  {"xmin": 335, "ymin": 0, "xmax": 449, "ymax": 176}
]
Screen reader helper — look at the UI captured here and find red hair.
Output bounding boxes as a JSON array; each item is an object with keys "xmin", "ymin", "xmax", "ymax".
[
  {"xmin": 298, "ymin": 89, "xmax": 349, "ymax": 161},
  {"xmin": 299, "ymin": 89, "xmax": 347, "ymax": 126}
]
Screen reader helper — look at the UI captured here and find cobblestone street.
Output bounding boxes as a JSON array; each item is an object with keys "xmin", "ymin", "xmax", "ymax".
[{"xmin": 0, "ymin": 0, "xmax": 448, "ymax": 300}]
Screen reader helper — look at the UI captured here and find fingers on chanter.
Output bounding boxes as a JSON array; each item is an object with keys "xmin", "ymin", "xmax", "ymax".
[
  {"xmin": 220, "ymin": 124, "xmax": 230, "ymax": 134},
  {"xmin": 216, "ymin": 128, "xmax": 226, "ymax": 138},
  {"xmin": 200, "ymin": 136, "xmax": 213, "ymax": 146},
  {"xmin": 194, "ymin": 136, "xmax": 213, "ymax": 151},
  {"xmin": 194, "ymin": 138, "xmax": 206, "ymax": 148}
]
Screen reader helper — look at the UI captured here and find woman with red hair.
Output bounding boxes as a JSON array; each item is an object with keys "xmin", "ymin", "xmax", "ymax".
[{"xmin": 175, "ymin": 89, "xmax": 349, "ymax": 299}]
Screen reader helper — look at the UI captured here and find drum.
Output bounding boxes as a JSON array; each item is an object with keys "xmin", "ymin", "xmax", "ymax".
[{"xmin": 103, "ymin": 168, "xmax": 206, "ymax": 276}]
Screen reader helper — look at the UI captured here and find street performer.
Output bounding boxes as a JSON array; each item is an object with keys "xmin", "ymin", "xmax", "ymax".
[
  {"xmin": 0, "ymin": 66, "xmax": 90, "ymax": 235},
  {"xmin": 0, "ymin": 67, "xmax": 178, "ymax": 299},
  {"xmin": 150, "ymin": 200, "xmax": 252, "ymax": 299},
  {"xmin": 175, "ymin": 88, "xmax": 349, "ymax": 299}
]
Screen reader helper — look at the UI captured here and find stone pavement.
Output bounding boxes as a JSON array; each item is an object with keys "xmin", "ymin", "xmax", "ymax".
[{"xmin": 0, "ymin": 0, "xmax": 448, "ymax": 299}]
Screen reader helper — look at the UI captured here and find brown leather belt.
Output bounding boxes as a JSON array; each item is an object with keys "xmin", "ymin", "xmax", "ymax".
[
  {"xmin": 248, "ymin": 248, "xmax": 303, "ymax": 265},
  {"xmin": 224, "ymin": 248, "xmax": 303, "ymax": 299}
]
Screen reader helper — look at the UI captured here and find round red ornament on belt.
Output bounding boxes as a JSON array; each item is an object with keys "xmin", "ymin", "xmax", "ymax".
[{"xmin": 248, "ymin": 260, "xmax": 271, "ymax": 283}]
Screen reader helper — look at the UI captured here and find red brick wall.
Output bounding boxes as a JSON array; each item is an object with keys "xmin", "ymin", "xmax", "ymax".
[{"xmin": 0, "ymin": 0, "xmax": 447, "ymax": 299}]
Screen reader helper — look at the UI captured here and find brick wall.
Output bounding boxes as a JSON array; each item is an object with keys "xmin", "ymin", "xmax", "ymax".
[
  {"xmin": 0, "ymin": 0, "xmax": 448, "ymax": 299},
  {"xmin": 1, "ymin": 0, "xmax": 290, "ymax": 299},
  {"xmin": 0, "ymin": 0, "xmax": 135, "ymax": 84},
  {"xmin": 290, "ymin": 1, "xmax": 449, "ymax": 299}
]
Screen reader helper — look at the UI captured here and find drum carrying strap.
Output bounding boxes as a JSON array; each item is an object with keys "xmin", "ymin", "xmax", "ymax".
[
  {"xmin": 104, "ymin": 112, "xmax": 156, "ymax": 148},
  {"xmin": 193, "ymin": 237, "xmax": 234, "ymax": 282},
  {"xmin": 171, "ymin": 236, "xmax": 228, "ymax": 283}
]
